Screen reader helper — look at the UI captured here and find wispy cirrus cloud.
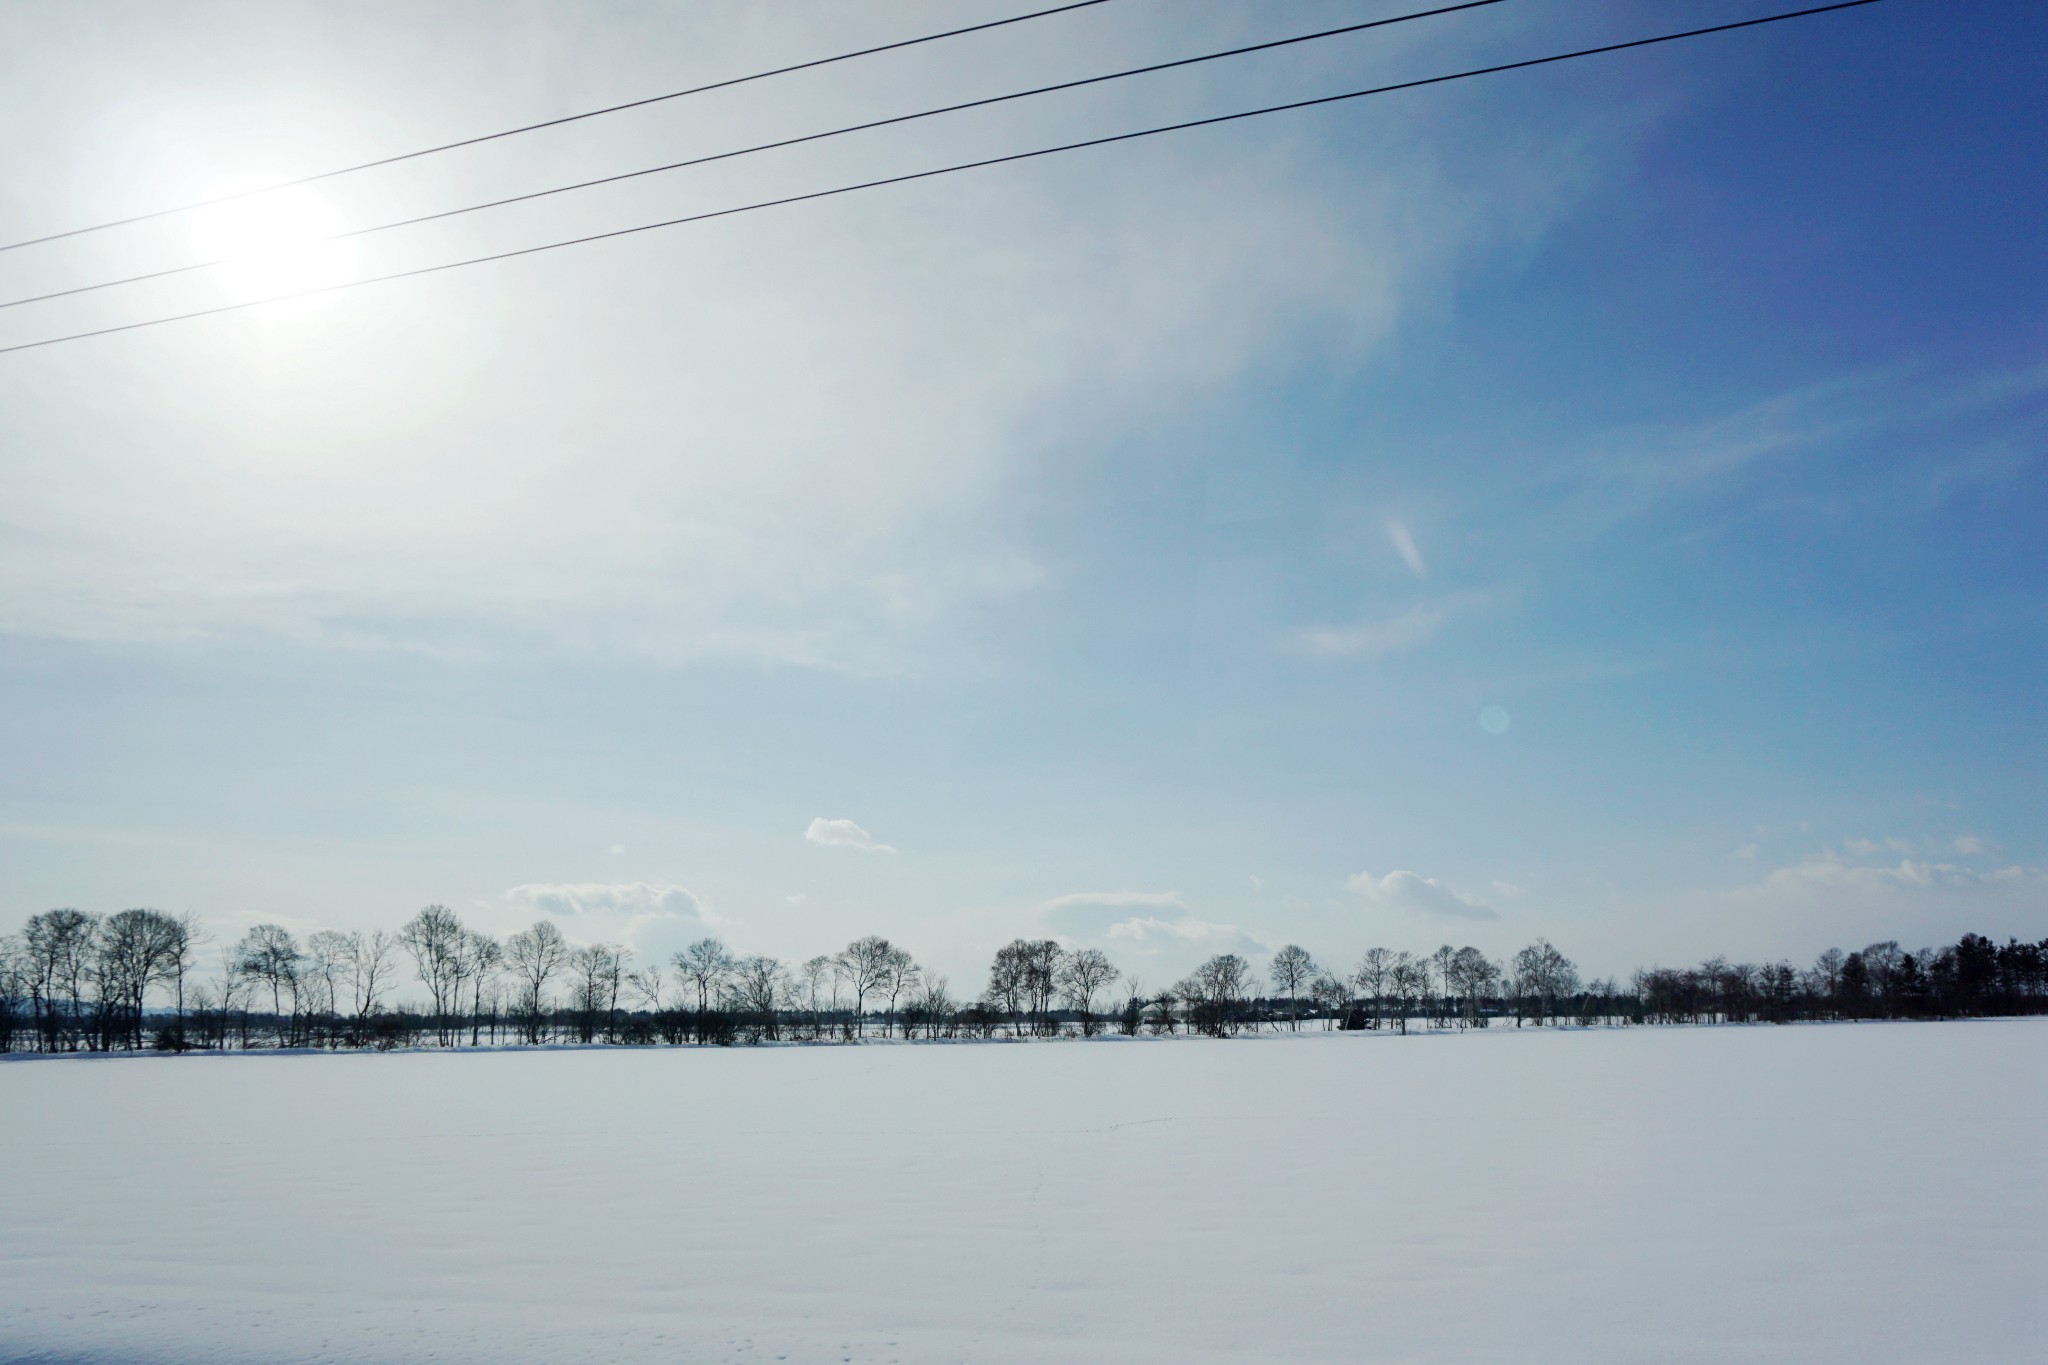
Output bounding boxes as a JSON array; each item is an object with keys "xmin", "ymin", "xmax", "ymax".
[
  {"xmin": 1296, "ymin": 589, "xmax": 1497, "ymax": 661},
  {"xmin": 1385, "ymin": 518, "xmax": 1427, "ymax": 579}
]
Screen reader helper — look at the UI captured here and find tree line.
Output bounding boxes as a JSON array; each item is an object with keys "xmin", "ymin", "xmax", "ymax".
[{"xmin": 2, "ymin": 904, "xmax": 2044, "ymax": 1054}]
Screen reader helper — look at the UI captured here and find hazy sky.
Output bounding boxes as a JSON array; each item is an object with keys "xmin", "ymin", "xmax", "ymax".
[{"xmin": 1, "ymin": 0, "xmax": 2042, "ymax": 987}]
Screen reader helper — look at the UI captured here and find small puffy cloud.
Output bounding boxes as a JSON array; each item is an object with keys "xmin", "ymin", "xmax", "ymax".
[
  {"xmin": 1951, "ymin": 833, "xmax": 1999, "ymax": 856},
  {"xmin": 1107, "ymin": 916, "xmax": 1266, "ymax": 955},
  {"xmin": 1385, "ymin": 518, "xmax": 1427, "ymax": 579},
  {"xmin": 805, "ymin": 817, "xmax": 895, "ymax": 854},
  {"xmin": 1844, "ymin": 836, "xmax": 1912, "ymax": 857},
  {"xmin": 1346, "ymin": 869, "xmax": 1498, "ymax": 921},
  {"xmin": 1037, "ymin": 890, "xmax": 1185, "ymax": 913},
  {"xmin": 1490, "ymin": 881, "xmax": 1528, "ymax": 898},
  {"xmin": 607, "ymin": 843, "xmax": 626, "ymax": 855},
  {"xmin": 784, "ymin": 892, "xmax": 807, "ymax": 905},
  {"xmin": 1728, "ymin": 843, "xmax": 1760, "ymax": 861}
]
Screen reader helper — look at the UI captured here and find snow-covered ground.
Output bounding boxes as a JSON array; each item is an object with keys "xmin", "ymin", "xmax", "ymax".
[{"xmin": 3, "ymin": 1021, "xmax": 2044, "ymax": 1364}]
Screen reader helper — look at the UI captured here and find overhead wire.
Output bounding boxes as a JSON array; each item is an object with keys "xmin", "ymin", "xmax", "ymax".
[
  {"xmin": 0, "ymin": 0, "xmax": 1115, "ymax": 255},
  {"xmin": 0, "ymin": 0, "xmax": 1887, "ymax": 359},
  {"xmin": 0, "ymin": 0, "xmax": 1508, "ymax": 313}
]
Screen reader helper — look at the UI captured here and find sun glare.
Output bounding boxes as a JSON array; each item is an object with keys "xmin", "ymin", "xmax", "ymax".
[{"xmin": 186, "ymin": 186, "xmax": 358, "ymax": 300}]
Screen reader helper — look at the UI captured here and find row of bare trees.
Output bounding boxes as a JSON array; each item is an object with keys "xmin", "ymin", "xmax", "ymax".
[{"xmin": 4, "ymin": 906, "xmax": 2044, "ymax": 1054}]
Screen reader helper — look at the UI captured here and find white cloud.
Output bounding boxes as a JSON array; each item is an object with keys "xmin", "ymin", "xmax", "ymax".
[
  {"xmin": 1106, "ymin": 916, "xmax": 1266, "ymax": 955},
  {"xmin": 1345, "ymin": 869, "xmax": 1498, "ymax": 921},
  {"xmin": 1385, "ymin": 518, "xmax": 1427, "ymax": 579},
  {"xmin": 784, "ymin": 892, "xmax": 807, "ymax": 905},
  {"xmin": 1728, "ymin": 843, "xmax": 1760, "ymax": 861},
  {"xmin": 0, "ymin": 2, "xmax": 1635, "ymax": 675},
  {"xmin": 1844, "ymin": 836, "xmax": 1913, "ymax": 857},
  {"xmin": 1037, "ymin": 890, "xmax": 1185, "ymax": 913},
  {"xmin": 0, "ymin": 6, "xmax": 1612, "ymax": 673},
  {"xmin": 805, "ymin": 818, "xmax": 895, "ymax": 854},
  {"xmin": 1952, "ymin": 833, "xmax": 1999, "ymax": 856},
  {"xmin": 1987, "ymin": 865, "xmax": 2048, "ymax": 884},
  {"xmin": 1298, "ymin": 603, "xmax": 1445, "ymax": 660},
  {"xmin": 1489, "ymin": 881, "xmax": 1529, "ymax": 898},
  {"xmin": 1297, "ymin": 589, "xmax": 1498, "ymax": 661},
  {"xmin": 1760, "ymin": 850, "xmax": 2045, "ymax": 894},
  {"xmin": 501, "ymin": 882, "xmax": 723, "ymax": 957},
  {"xmin": 505, "ymin": 881, "xmax": 712, "ymax": 923}
]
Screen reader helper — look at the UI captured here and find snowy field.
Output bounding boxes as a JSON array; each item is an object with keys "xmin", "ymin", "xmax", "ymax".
[{"xmin": 4, "ymin": 1021, "xmax": 2044, "ymax": 1365}]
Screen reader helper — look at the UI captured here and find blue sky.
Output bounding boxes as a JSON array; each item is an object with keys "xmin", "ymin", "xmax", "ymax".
[{"xmin": 1, "ymin": 0, "xmax": 2042, "ymax": 987}]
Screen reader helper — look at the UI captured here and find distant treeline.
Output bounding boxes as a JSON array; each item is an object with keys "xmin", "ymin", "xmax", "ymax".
[{"xmin": 3, "ymin": 906, "xmax": 2045, "ymax": 1054}]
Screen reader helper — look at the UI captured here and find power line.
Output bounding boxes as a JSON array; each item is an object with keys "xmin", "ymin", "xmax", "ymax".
[
  {"xmin": 0, "ymin": 0, "xmax": 1114, "ymax": 256},
  {"xmin": 0, "ymin": 0, "xmax": 1887, "ymax": 360},
  {"xmin": 0, "ymin": 1, "xmax": 1508, "ymax": 314}
]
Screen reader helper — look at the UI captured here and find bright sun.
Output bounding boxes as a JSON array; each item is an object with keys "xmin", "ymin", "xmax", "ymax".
[{"xmin": 186, "ymin": 186, "xmax": 357, "ymax": 299}]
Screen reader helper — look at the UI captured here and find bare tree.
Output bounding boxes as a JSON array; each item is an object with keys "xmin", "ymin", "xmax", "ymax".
[
  {"xmin": 0, "ymin": 936, "xmax": 27, "ymax": 1053},
  {"xmin": 1449, "ymin": 946, "xmax": 1498, "ymax": 1027},
  {"xmin": 1810, "ymin": 947, "xmax": 1847, "ymax": 1016},
  {"xmin": 567, "ymin": 942, "xmax": 629, "ymax": 1043},
  {"xmin": 733, "ymin": 954, "xmax": 788, "ymax": 1040},
  {"xmin": 1387, "ymin": 952, "xmax": 1425, "ymax": 1034},
  {"xmin": 344, "ymin": 929, "xmax": 396, "ymax": 1026},
  {"xmin": 1431, "ymin": 944, "xmax": 1459, "ymax": 1027},
  {"xmin": 464, "ymin": 929, "xmax": 503, "ymax": 1045},
  {"xmin": 987, "ymin": 939, "xmax": 1064, "ymax": 1036},
  {"xmin": 1024, "ymin": 940, "xmax": 1065, "ymax": 1034},
  {"xmin": 1180, "ymin": 953, "xmax": 1257, "ymax": 1037},
  {"xmin": 986, "ymin": 940, "xmax": 1030, "ymax": 1036},
  {"xmin": 881, "ymin": 946, "xmax": 920, "ymax": 1038},
  {"xmin": 674, "ymin": 938, "xmax": 736, "ymax": 1013},
  {"xmin": 1511, "ymin": 939, "xmax": 1578, "ymax": 1025},
  {"xmin": 1310, "ymin": 971, "xmax": 1350, "ymax": 1029},
  {"xmin": 1057, "ymin": 948, "xmax": 1120, "ymax": 1036},
  {"xmin": 798, "ymin": 955, "xmax": 833, "ymax": 1039},
  {"xmin": 626, "ymin": 962, "xmax": 667, "ymax": 1013},
  {"xmin": 1116, "ymin": 976, "xmax": 1147, "ymax": 1036},
  {"xmin": 837, "ymin": 935, "xmax": 897, "ymax": 1039},
  {"xmin": 398, "ymin": 905, "xmax": 467, "ymax": 1045},
  {"xmin": 504, "ymin": 920, "xmax": 568, "ymax": 1044},
  {"xmin": 24, "ymin": 909, "xmax": 100, "ymax": 1051},
  {"xmin": 915, "ymin": 974, "xmax": 956, "ymax": 1039},
  {"xmin": 165, "ymin": 912, "xmax": 202, "ymax": 1036},
  {"xmin": 237, "ymin": 924, "xmax": 305, "ymax": 1044},
  {"xmin": 95, "ymin": 909, "xmax": 188, "ymax": 1050},
  {"xmin": 1269, "ymin": 944, "xmax": 1317, "ymax": 1031},
  {"xmin": 306, "ymin": 930, "xmax": 351, "ymax": 1045},
  {"xmin": 1147, "ymin": 987, "xmax": 1179, "ymax": 1036},
  {"xmin": 212, "ymin": 943, "xmax": 252, "ymax": 1049},
  {"xmin": 1354, "ymin": 947, "xmax": 1394, "ymax": 1031}
]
